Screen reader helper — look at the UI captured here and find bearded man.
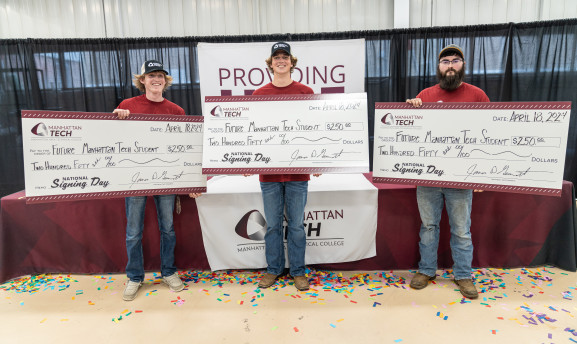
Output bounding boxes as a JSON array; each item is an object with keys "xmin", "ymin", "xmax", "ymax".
[{"xmin": 405, "ymin": 44, "xmax": 490, "ymax": 299}]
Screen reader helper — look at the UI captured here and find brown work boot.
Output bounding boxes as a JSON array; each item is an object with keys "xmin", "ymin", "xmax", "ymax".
[
  {"xmin": 258, "ymin": 273, "xmax": 278, "ymax": 288},
  {"xmin": 454, "ymin": 279, "xmax": 478, "ymax": 299},
  {"xmin": 410, "ymin": 272, "xmax": 436, "ymax": 290},
  {"xmin": 293, "ymin": 275, "xmax": 310, "ymax": 291}
]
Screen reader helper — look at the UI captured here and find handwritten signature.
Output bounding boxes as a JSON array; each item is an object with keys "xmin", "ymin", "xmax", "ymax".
[
  {"xmin": 290, "ymin": 148, "xmax": 345, "ymax": 166},
  {"xmin": 130, "ymin": 170, "xmax": 185, "ymax": 188},
  {"xmin": 465, "ymin": 164, "xmax": 532, "ymax": 180}
]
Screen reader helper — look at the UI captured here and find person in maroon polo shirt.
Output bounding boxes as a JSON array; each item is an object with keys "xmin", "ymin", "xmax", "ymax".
[
  {"xmin": 406, "ymin": 45, "xmax": 490, "ymax": 299},
  {"xmin": 253, "ymin": 42, "xmax": 319, "ymax": 291},
  {"xmin": 113, "ymin": 60, "xmax": 192, "ymax": 301}
]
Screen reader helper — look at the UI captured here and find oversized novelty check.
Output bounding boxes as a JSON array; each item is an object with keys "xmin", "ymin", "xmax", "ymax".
[
  {"xmin": 373, "ymin": 102, "xmax": 571, "ymax": 196},
  {"xmin": 202, "ymin": 93, "xmax": 369, "ymax": 174},
  {"xmin": 22, "ymin": 111, "xmax": 206, "ymax": 203}
]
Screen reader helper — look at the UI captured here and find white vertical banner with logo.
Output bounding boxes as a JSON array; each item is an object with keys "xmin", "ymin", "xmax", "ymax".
[
  {"xmin": 197, "ymin": 39, "xmax": 365, "ymax": 108},
  {"xmin": 196, "ymin": 174, "xmax": 377, "ymax": 271}
]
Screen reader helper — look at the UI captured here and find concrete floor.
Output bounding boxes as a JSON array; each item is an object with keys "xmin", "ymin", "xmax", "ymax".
[{"xmin": 0, "ymin": 267, "xmax": 575, "ymax": 343}]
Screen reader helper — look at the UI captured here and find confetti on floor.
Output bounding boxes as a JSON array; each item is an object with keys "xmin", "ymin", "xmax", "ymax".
[
  {"xmin": 0, "ymin": 274, "xmax": 78, "ymax": 293},
  {"xmin": 1, "ymin": 266, "xmax": 575, "ymax": 342},
  {"xmin": 436, "ymin": 311, "xmax": 448, "ymax": 320}
]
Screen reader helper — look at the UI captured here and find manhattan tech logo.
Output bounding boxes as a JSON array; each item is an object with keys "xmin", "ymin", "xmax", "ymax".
[
  {"xmin": 233, "ymin": 208, "xmax": 345, "ymax": 253},
  {"xmin": 210, "ymin": 105, "xmax": 224, "ymax": 117},
  {"xmin": 31, "ymin": 122, "xmax": 82, "ymax": 137},
  {"xmin": 210, "ymin": 105, "xmax": 247, "ymax": 118},
  {"xmin": 235, "ymin": 210, "xmax": 267, "ymax": 241},
  {"xmin": 235, "ymin": 210, "xmax": 267, "ymax": 253},
  {"xmin": 381, "ymin": 113, "xmax": 421, "ymax": 126},
  {"xmin": 31, "ymin": 122, "xmax": 49, "ymax": 136},
  {"xmin": 381, "ymin": 113, "xmax": 394, "ymax": 125}
]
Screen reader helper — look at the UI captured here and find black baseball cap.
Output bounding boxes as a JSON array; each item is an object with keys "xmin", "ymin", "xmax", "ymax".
[
  {"xmin": 141, "ymin": 60, "xmax": 169, "ymax": 75},
  {"xmin": 439, "ymin": 44, "xmax": 464, "ymax": 60},
  {"xmin": 271, "ymin": 42, "xmax": 291, "ymax": 56}
]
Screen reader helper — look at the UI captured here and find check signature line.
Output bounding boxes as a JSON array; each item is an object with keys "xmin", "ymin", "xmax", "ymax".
[
  {"xmin": 291, "ymin": 136, "xmax": 341, "ymax": 142},
  {"xmin": 119, "ymin": 158, "xmax": 180, "ymax": 165},
  {"xmin": 469, "ymin": 149, "xmax": 531, "ymax": 158}
]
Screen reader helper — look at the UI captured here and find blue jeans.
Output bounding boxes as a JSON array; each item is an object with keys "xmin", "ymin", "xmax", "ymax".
[
  {"xmin": 260, "ymin": 181, "xmax": 308, "ymax": 277},
  {"xmin": 416, "ymin": 186, "xmax": 473, "ymax": 280},
  {"xmin": 125, "ymin": 195, "xmax": 177, "ymax": 282}
]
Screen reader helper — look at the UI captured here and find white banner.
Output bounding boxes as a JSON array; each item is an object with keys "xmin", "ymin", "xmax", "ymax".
[
  {"xmin": 196, "ymin": 174, "xmax": 377, "ymax": 271},
  {"xmin": 372, "ymin": 102, "xmax": 571, "ymax": 196},
  {"xmin": 197, "ymin": 39, "xmax": 365, "ymax": 111},
  {"xmin": 202, "ymin": 93, "xmax": 369, "ymax": 174},
  {"xmin": 21, "ymin": 111, "xmax": 207, "ymax": 203}
]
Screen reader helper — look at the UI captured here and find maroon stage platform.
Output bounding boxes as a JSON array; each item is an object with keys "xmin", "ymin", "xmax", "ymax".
[{"xmin": 1, "ymin": 175, "xmax": 576, "ymax": 282}]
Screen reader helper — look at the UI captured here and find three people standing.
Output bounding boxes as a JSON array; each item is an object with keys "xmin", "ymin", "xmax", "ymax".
[{"xmin": 113, "ymin": 43, "xmax": 489, "ymax": 300}]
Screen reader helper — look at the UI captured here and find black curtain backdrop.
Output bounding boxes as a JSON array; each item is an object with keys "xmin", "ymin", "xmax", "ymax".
[{"xmin": 1, "ymin": 19, "xmax": 576, "ymax": 197}]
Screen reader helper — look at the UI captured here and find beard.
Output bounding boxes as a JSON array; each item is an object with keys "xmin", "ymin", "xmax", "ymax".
[{"xmin": 437, "ymin": 66, "xmax": 465, "ymax": 91}]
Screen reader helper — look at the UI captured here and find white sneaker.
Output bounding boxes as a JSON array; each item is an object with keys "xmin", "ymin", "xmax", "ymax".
[
  {"xmin": 123, "ymin": 280, "xmax": 142, "ymax": 301},
  {"xmin": 163, "ymin": 273, "xmax": 185, "ymax": 292}
]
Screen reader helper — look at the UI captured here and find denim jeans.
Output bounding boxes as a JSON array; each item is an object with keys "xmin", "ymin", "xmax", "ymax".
[
  {"xmin": 125, "ymin": 195, "xmax": 177, "ymax": 282},
  {"xmin": 260, "ymin": 181, "xmax": 308, "ymax": 277},
  {"xmin": 416, "ymin": 186, "xmax": 473, "ymax": 280}
]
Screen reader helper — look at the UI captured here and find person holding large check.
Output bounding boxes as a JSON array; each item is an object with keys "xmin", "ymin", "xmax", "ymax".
[
  {"xmin": 406, "ymin": 45, "xmax": 490, "ymax": 299},
  {"xmin": 253, "ymin": 42, "xmax": 316, "ymax": 292},
  {"xmin": 113, "ymin": 60, "xmax": 186, "ymax": 301}
]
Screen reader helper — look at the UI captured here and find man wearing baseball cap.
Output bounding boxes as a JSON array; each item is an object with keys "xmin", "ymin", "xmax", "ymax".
[
  {"xmin": 252, "ymin": 42, "xmax": 317, "ymax": 291},
  {"xmin": 270, "ymin": 42, "xmax": 291, "ymax": 56},
  {"xmin": 406, "ymin": 44, "xmax": 489, "ymax": 299},
  {"xmin": 113, "ymin": 59, "xmax": 189, "ymax": 301}
]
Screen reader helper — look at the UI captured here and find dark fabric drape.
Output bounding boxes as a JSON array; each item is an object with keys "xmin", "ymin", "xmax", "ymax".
[{"xmin": 1, "ymin": 19, "xmax": 577, "ymax": 197}]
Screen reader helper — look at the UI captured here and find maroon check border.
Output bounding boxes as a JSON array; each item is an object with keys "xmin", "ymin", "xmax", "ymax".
[
  {"xmin": 22, "ymin": 110, "xmax": 205, "ymax": 203},
  {"xmin": 373, "ymin": 101, "xmax": 572, "ymax": 196}
]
